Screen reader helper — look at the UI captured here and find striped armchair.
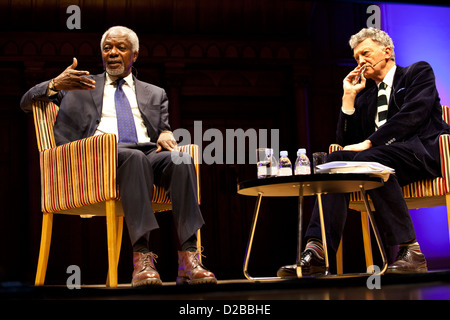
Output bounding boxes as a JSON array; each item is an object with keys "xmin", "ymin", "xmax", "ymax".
[
  {"xmin": 32, "ymin": 100, "xmax": 201, "ymax": 287},
  {"xmin": 330, "ymin": 105, "xmax": 450, "ymax": 274}
]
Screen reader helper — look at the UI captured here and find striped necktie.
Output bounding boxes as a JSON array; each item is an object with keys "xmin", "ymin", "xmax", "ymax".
[
  {"xmin": 115, "ymin": 78, "xmax": 138, "ymax": 143},
  {"xmin": 375, "ymin": 81, "xmax": 388, "ymax": 130}
]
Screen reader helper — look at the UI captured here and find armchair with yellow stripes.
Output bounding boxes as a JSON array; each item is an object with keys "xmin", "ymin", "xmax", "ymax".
[
  {"xmin": 330, "ymin": 105, "xmax": 450, "ymax": 274},
  {"xmin": 32, "ymin": 100, "xmax": 202, "ymax": 287}
]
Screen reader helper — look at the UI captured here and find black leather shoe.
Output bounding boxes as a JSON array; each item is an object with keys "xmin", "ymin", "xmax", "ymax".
[
  {"xmin": 386, "ymin": 247, "xmax": 428, "ymax": 274},
  {"xmin": 277, "ymin": 249, "xmax": 326, "ymax": 278}
]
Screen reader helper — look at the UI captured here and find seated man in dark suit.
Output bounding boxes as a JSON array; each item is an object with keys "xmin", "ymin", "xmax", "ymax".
[
  {"xmin": 279, "ymin": 27, "xmax": 450, "ymax": 277},
  {"xmin": 20, "ymin": 26, "xmax": 216, "ymax": 286}
]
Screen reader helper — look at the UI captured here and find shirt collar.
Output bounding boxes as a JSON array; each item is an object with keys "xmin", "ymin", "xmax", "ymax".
[
  {"xmin": 106, "ymin": 72, "xmax": 134, "ymax": 87},
  {"xmin": 377, "ymin": 64, "xmax": 396, "ymax": 88}
]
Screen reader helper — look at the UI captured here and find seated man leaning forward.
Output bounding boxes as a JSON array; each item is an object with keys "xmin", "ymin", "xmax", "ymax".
[
  {"xmin": 278, "ymin": 27, "xmax": 450, "ymax": 277},
  {"xmin": 20, "ymin": 25, "xmax": 217, "ymax": 287}
]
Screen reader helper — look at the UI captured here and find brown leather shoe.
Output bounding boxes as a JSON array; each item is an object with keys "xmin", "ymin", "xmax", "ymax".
[
  {"xmin": 176, "ymin": 250, "xmax": 217, "ymax": 285},
  {"xmin": 132, "ymin": 252, "xmax": 162, "ymax": 287},
  {"xmin": 386, "ymin": 247, "xmax": 428, "ymax": 274}
]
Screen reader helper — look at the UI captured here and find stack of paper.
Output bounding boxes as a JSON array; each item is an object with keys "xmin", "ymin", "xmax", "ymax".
[{"xmin": 315, "ymin": 161, "xmax": 395, "ymax": 181}]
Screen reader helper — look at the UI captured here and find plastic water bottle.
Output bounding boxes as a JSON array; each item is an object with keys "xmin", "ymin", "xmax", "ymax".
[
  {"xmin": 257, "ymin": 148, "xmax": 278, "ymax": 178},
  {"xmin": 267, "ymin": 149, "xmax": 279, "ymax": 177},
  {"xmin": 294, "ymin": 148, "xmax": 311, "ymax": 175},
  {"xmin": 278, "ymin": 150, "xmax": 293, "ymax": 176}
]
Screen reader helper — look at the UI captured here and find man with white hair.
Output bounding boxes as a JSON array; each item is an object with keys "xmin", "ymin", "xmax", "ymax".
[
  {"xmin": 20, "ymin": 26, "xmax": 217, "ymax": 287},
  {"xmin": 278, "ymin": 27, "xmax": 450, "ymax": 277}
]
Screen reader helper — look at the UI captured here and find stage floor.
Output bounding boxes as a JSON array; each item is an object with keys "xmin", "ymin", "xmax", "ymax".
[
  {"xmin": 3, "ymin": 269, "xmax": 450, "ymax": 300},
  {"xmin": 2, "ymin": 271, "xmax": 450, "ymax": 318}
]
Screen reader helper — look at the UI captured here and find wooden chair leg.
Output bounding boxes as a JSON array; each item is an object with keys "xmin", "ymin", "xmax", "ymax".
[
  {"xmin": 336, "ymin": 238, "xmax": 343, "ymax": 274},
  {"xmin": 115, "ymin": 216, "xmax": 123, "ymax": 264},
  {"xmin": 196, "ymin": 229, "xmax": 202, "ymax": 263},
  {"xmin": 35, "ymin": 212, "xmax": 53, "ymax": 286},
  {"xmin": 105, "ymin": 200, "xmax": 118, "ymax": 288},
  {"xmin": 107, "ymin": 215, "xmax": 123, "ymax": 287},
  {"xmin": 361, "ymin": 211, "xmax": 374, "ymax": 269}
]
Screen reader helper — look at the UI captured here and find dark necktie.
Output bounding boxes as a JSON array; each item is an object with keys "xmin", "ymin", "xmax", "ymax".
[
  {"xmin": 115, "ymin": 78, "xmax": 138, "ymax": 143},
  {"xmin": 375, "ymin": 81, "xmax": 388, "ymax": 130}
]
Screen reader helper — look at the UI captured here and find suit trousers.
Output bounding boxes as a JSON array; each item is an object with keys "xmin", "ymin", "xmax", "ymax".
[
  {"xmin": 305, "ymin": 143, "xmax": 437, "ymax": 253},
  {"xmin": 116, "ymin": 143, "xmax": 205, "ymax": 246}
]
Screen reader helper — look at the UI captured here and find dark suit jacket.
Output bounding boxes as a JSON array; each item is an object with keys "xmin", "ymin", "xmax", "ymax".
[
  {"xmin": 20, "ymin": 72, "xmax": 171, "ymax": 146},
  {"xmin": 336, "ymin": 61, "xmax": 450, "ymax": 176}
]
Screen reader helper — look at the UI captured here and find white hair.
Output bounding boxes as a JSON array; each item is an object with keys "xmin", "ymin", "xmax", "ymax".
[
  {"xmin": 100, "ymin": 26, "xmax": 139, "ymax": 54},
  {"xmin": 349, "ymin": 27, "xmax": 395, "ymax": 61}
]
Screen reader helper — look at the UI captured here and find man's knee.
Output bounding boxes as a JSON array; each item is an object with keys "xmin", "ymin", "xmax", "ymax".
[
  {"xmin": 170, "ymin": 151, "xmax": 193, "ymax": 165},
  {"xmin": 353, "ymin": 149, "xmax": 380, "ymax": 162},
  {"xmin": 327, "ymin": 150, "xmax": 357, "ymax": 162},
  {"xmin": 118, "ymin": 147, "xmax": 148, "ymax": 164}
]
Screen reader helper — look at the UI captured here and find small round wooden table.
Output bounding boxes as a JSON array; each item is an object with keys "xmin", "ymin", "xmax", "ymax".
[{"xmin": 237, "ymin": 173, "xmax": 387, "ymax": 281}]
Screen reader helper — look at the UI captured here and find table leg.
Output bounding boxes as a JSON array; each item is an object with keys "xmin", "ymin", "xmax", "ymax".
[
  {"xmin": 315, "ymin": 186, "xmax": 386, "ymax": 280},
  {"xmin": 360, "ymin": 185, "xmax": 388, "ymax": 275},
  {"xmin": 243, "ymin": 192, "xmax": 283, "ymax": 282},
  {"xmin": 316, "ymin": 193, "xmax": 330, "ymax": 275},
  {"xmin": 243, "ymin": 192, "xmax": 263, "ymax": 281},
  {"xmin": 296, "ymin": 184, "xmax": 303, "ymax": 278}
]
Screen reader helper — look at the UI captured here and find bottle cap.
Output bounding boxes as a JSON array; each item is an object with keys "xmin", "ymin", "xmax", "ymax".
[
  {"xmin": 280, "ymin": 150, "xmax": 288, "ymax": 157},
  {"xmin": 265, "ymin": 148, "xmax": 274, "ymax": 157},
  {"xmin": 297, "ymin": 148, "xmax": 306, "ymax": 156}
]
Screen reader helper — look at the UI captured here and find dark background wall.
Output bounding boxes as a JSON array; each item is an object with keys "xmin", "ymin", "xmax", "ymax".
[{"xmin": 0, "ymin": 0, "xmax": 377, "ymax": 285}]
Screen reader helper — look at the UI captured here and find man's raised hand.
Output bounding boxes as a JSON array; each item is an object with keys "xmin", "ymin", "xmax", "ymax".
[{"xmin": 51, "ymin": 57, "xmax": 96, "ymax": 91}]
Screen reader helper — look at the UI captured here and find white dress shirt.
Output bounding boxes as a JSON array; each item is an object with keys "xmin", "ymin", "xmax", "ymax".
[
  {"xmin": 376, "ymin": 64, "xmax": 396, "ymax": 105},
  {"xmin": 95, "ymin": 73, "xmax": 151, "ymax": 143}
]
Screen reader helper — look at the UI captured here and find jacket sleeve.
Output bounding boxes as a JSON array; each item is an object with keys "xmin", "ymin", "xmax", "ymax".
[
  {"xmin": 20, "ymin": 80, "xmax": 65, "ymax": 113},
  {"xmin": 336, "ymin": 109, "xmax": 364, "ymax": 146},
  {"xmin": 336, "ymin": 85, "xmax": 375, "ymax": 146},
  {"xmin": 158, "ymin": 88, "xmax": 172, "ymax": 133}
]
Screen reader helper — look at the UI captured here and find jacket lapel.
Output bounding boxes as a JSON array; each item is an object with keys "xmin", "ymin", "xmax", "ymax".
[
  {"xmin": 134, "ymin": 76, "xmax": 160, "ymax": 141},
  {"xmin": 365, "ymin": 84, "xmax": 378, "ymax": 133},
  {"xmin": 389, "ymin": 65, "xmax": 405, "ymax": 114},
  {"xmin": 134, "ymin": 76, "xmax": 152, "ymax": 113},
  {"xmin": 90, "ymin": 73, "xmax": 105, "ymax": 117}
]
